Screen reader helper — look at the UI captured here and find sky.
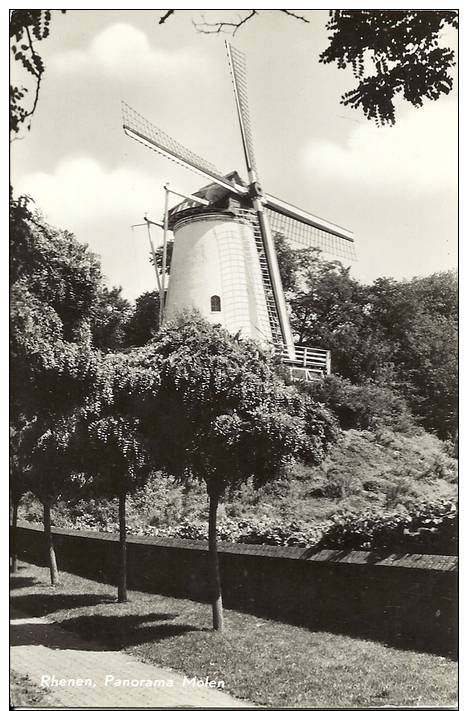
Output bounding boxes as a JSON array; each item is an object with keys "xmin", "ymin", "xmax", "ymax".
[{"xmin": 11, "ymin": 9, "xmax": 458, "ymax": 302}]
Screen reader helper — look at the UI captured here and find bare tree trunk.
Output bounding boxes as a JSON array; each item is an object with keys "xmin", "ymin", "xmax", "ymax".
[
  {"xmin": 10, "ymin": 497, "xmax": 20, "ymax": 573},
  {"xmin": 118, "ymin": 489, "xmax": 128, "ymax": 603},
  {"xmin": 208, "ymin": 489, "xmax": 224, "ymax": 632},
  {"xmin": 43, "ymin": 501, "xmax": 59, "ymax": 585}
]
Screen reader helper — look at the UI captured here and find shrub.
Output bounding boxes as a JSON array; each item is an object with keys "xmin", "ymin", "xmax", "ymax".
[
  {"xmin": 306, "ymin": 375, "xmax": 415, "ymax": 432},
  {"xmin": 317, "ymin": 500, "xmax": 457, "ymax": 555}
]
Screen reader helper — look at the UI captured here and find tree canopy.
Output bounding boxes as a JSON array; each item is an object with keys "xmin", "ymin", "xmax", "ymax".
[
  {"xmin": 10, "ymin": 198, "xmax": 106, "ymax": 420},
  {"xmin": 319, "ymin": 10, "xmax": 458, "ymax": 125},
  {"xmin": 122, "ymin": 312, "xmax": 337, "ymax": 629},
  {"xmin": 276, "ymin": 237, "xmax": 457, "ymax": 440}
]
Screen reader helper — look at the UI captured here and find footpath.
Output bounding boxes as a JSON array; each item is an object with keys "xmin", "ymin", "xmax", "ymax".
[{"xmin": 10, "ymin": 606, "xmax": 253, "ymax": 708}]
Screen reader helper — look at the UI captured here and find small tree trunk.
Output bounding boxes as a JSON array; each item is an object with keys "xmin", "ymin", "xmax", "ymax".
[
  {"xmin": 118, "ymin": 490, "xmax": 128, "ymax": 603},
  {"xmin": 208, "ymin": 489, "xmax": 224, "ymax": 632},
  {"xmin": 43, "ymin": 501, "xmax": 59, "ymax": 586},
  {"xmin": 10, "ymin": 497, "xmax": 20, "ymax": 573}
]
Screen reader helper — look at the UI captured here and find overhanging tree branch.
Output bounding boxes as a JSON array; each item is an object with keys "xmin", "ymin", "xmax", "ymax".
[
  {"xmin": 194, "ymin": 10, "xmax": 257, "ymax": 35},
  {"xmin": 23, "ymin": 25, "xmax": 43, "ymax": 126},
  {"xmin": 193, "ymin": 9, "xmax": 308, "ymax": 34},
  {"xmin": 159, "ymin": 10, "xmax": 175, "ymax": 25},
  {"xmin": 280, "ymin": 10, "xmax": 309, "ymax": 23}
]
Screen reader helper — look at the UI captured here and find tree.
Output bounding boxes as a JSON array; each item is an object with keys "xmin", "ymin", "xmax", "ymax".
[
  {"xmin": 19, "ymin": 415, "xmax": 85, "ymax": 585},
  {"xmin": 273, "ymin": 234, "xmax": 317, "ymax": 294},
  {"xmin": 10, "ymin": 199, "xmax": 103, "ymax": 414},
  {"xmin": 280, "ymin": 246, "xmax": 384, "ymax": 382},
  {"xmin": 89, "ymin": 286, "xmax": 132, "ymax": 352},
  {"xmin": 134, "ymin": 313, "xmax": 337, "ymax": 631},
  {"xmin": 125, "ymin": 290, "xmax": 160, "ymax": 347},
  {"xmin": 10, "ymin": 422, "xmax": 33, "ymax": 573},
  {"xmin": 319, "ymin": 10, "xmax": 458, "ymax": 125},
  {"xmin": 10, "ymin": 198, "xmax": 104, "ymax": 579},
  {"xmin": 10, "ymin": 10, "xmax": 65, "ymax": 135},
  {"xmin": 276, "ymin": 237, "xmax": 457, "ymax": 439},
  {"xmin": 401, "ymin": 311, "xmax": 457, "ymax": 439},
  {"xmin": 74, "ymin": 411, "xmax": 152, "ymax": 602}
]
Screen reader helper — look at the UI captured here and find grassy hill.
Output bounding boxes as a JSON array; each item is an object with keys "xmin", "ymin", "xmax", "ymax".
[{"xmin": 19, "ymin": 427, "xmax": 457, "ymax": 541}]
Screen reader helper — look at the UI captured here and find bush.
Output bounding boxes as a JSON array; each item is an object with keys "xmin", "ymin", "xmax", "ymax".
[
  {"xmin": 317, "ymin": 500, "xmax": 457, "ymax": 555},
  {"xmin": 306, "ymin": 375, "xmax": 415, "ymax": 432}
]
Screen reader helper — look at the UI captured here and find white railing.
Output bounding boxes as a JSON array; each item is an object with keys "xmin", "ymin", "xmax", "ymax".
[{"xmin": 276, "ymin": 344, "xmax": 331, "ymax": 375}]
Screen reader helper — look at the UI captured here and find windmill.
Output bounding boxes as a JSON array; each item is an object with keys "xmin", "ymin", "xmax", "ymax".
[{"xmin": 122, "ymin": 42, "xmax": 356, "ymax": 380}]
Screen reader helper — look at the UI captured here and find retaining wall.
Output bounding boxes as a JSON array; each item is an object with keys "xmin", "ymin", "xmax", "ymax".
[{"xmin": 14, "ymin": 523, "xmax": 457, "ymax": 657}]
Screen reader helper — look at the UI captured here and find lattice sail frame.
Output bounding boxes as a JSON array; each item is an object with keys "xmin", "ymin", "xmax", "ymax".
[
  {"xmin": 266, "ymin": 208, "xmax": 357, "ymax": 261},
  {"xmin": 225, "ymin": 43, "xmax": 258, "ymax": 176},
  {"xmin": 121, "ymin": 99, "xmax": 356, "ymax": 261},
  {"xmin": 122, "ymin": 101, "xmax": 247, "ymax": 195}
]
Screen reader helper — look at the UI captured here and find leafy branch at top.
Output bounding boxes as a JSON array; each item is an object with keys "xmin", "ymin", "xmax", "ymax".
[
  {"xmin": 10, "ymin": 10, "xmax": 65, "ymax": 136},
  {"xmin": 319, "ymin": 10, "xmax": 458, "ymax": 125}
]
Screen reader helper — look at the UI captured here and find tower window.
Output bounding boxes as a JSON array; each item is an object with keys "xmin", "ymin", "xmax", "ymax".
[{"xmin": 211, "ymin": 295, "xmax": 221, "ymax": 312}]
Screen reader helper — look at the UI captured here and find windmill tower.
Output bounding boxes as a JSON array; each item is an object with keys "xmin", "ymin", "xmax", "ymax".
[{"xmin": 122, "ymin": 42, "xmax": 355, "ymax": 379}]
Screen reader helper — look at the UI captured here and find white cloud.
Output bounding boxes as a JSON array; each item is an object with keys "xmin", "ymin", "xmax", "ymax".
[
  {"xmin": 50, "ymin": 23, "xmax": 203, "ymax": 79},
  {"xmin": 16, "ymin": 156, "xmax": 171, "ymax": 299},
  {"xmin": 303, "ymin": 100, "xmax": 457, "ymax": 196},
  {"xmin": 16, "ymin": 156, "xmax": 160, "ymax": 228}
]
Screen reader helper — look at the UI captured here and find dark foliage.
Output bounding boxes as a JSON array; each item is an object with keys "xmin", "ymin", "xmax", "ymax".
[
  {"xmin": 89, "ymin": 286, "xmax": 132, "ymax": 352},
  {"xmin": 318, "ymin": 500, "xmax": 457, "ymax": 555},
  {"xmin": 275, "ymin": 236, "xmax": 457, "ymax": 440},
  {"xmin": 10, "ymin": 10, "xmax": 65, "ymax": 135},
  {"xmin": 304, "ymin": 375, "xmax": 414, "ymax": 432},
  {"xmin": 320, "ymin": 10, "xmax": 458, "ymax": 125},
  {"xmin": 124, "ymin": 290, "xmax": 160, "ymax": 346}
]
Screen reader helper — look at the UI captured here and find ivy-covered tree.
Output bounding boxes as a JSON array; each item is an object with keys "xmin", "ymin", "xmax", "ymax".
[
  {"xmin": 89, "ymin": 286, "xmax": 132, "ymax": 352},
  {"xmin": 19, "ymin": 414, "xmax": 86, "ymax": 585},
  {"xmin": 75, "ymin": 411, "xmax": 152, "ymax": 602},
  {"xmin": 133, "ymin": 313, "xmax": 337, "ymax": 631},
  {"xmin": 125, "ymin": 290, "xmax": 160, "ymax": 347},
  {"xmin": 10, "ymin": 197, "xmax": 105, "ymax": 578},
  {"xmin": 10, "ymin": 422, "xmax": 33, "ymax": 573}
]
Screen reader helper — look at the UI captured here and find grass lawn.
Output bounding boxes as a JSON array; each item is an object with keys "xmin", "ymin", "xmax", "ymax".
[
  {"xmin": 10, "ymin": 668, "xmax": 51, "ymax": 708},
  {"xmin": 11, "ymin": 561, "xmax": 457, "ymax": 708}
]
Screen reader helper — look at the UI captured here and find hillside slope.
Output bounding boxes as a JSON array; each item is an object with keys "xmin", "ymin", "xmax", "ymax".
[{"xmin": 19, "ymin": 427, "xmax": 457, "ymax": 536}]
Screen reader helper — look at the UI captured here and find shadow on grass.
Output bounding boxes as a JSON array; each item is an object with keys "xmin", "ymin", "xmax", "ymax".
[
  {"xmin": 60, "ymin": 612, "xmax": 206, "ymax": 650},
  {"xmin": 10, "ymin": 576, "xmax": 37, "ymax": 591},
  {"xmin": 11, "ymin": 611, "xmax": 205, "ymax": 652},
  {"xmin": 10, "ymin": 593, "xmax": 115, "ymax": 617},
  {"xmin": 229, "ymin": 596, "xmax": 458, "ymax": 660}
]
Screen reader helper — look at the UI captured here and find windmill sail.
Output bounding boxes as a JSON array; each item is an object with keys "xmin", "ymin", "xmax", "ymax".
[
  {"xmin": 122, "ymin": 101, "xmax": 247, "ymax": 196},
  {"xmin": 225, "ymin": 43, "xmax": 258, "ymax": 176},
  {"xmin": 226, "ymin": 41, "xmax": 294, "ymax": 353},
  {"xmin": 264, "ymin": 192, "xmax": 356, "ymax": 260},
  {"xmin": 265, "ymin": 206, "xmax": 357, "ymax": 261},
  {"xmin": 122, "ymin": 41, "xmax": 355, "ymax": 377}
]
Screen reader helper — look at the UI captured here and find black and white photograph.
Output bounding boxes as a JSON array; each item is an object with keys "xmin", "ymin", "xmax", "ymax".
[{"xmin": 9, "ymin": 8, "xmax": 458, "ymax": 709}]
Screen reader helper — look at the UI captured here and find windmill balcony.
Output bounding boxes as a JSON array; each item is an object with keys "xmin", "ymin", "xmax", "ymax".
[{"xmin": 275, "ymin": 344, "xmax": 331, "ymax": 381}]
